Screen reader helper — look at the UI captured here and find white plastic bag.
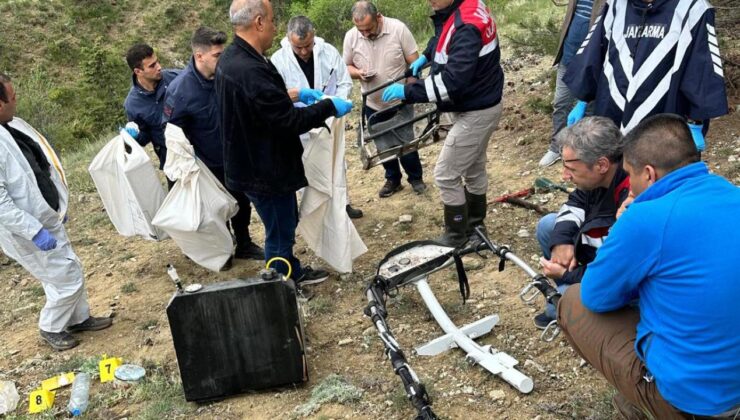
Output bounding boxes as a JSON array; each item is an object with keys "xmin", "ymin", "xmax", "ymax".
[
  {"xmin": 151, "ymin": 124, "xmax": 238, "ymax": 272},
  {"xmin": 88, "ymin": 130, "xmax": 168, "ymax": 240},
  {"xmin": 298, "ymin": 117, "xmax": 366, "ymax": 273},
  {"xmin": 0, "ymin": 381, "xmax": 19, "ymax": 415}
]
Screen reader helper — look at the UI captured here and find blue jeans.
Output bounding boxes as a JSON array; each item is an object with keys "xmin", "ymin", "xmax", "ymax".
[
  {"xmin": 550, "ymin": 65, "xmax": 578, "ymax": 153},
  {"xmin": 245, "ymin": 191, "xmax": 302, "ymax": 279},
  {"xmin": 363, "ymin": 105, "xmax": 423, "ymax": 183},
  {"xmin": 536, "ymin": 213, "xmax": 570, "ymax": 318},
  {"xmin": 536, "ymin": 213, "xmax": 557, "ymax": 259}
]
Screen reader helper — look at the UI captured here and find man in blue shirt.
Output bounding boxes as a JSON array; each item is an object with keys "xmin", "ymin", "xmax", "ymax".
[
  {"xmin": 123, "ymin": 43, "xmax": 179, "ymax": 186},
  {"xmin": 557, "ymin": 114, "xmax": 740, "ymax": 418},
  {"xmin": 163, "ymin": 27, "xmax": 264, "ymax": 261},
  {"xmin": 539, "ymin": 0, "xmax": 604, "ymax": 167}
]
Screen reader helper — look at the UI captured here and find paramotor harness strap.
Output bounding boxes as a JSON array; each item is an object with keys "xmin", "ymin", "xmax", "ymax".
[{"xmin": 452, "ymin": 253, "xmax": 470, "ymax": 303}]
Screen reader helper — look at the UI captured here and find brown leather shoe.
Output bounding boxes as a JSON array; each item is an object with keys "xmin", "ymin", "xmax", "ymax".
[
  {"xmin": 66, "ymin": 316, "xmax": 113, "ymax": 333},
  {"xmin": 379, "ymin": 180, "xmax": 403, "ymax": 198}
]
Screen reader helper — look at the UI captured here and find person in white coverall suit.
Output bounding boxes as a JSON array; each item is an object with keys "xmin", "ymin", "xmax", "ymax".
[
  {"xmin": 271, "ymin": 15, "xmax": 364, "ymax": 219},
  {"xmin": 0, "ymin": 73, "xmax": 112, "ymax": 351}
]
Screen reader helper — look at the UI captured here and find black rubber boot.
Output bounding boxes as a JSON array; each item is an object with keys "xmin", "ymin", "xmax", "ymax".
[
  {"xmin": 435, "ymin": 204, "xmax": 468, "ymax": 248},
  {"xmin": 466, "ymin": 190, "xmax": 488, "ymax": 241}
]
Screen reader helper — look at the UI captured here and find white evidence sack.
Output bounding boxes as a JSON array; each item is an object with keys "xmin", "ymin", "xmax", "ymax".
[
  {"xmin": 151, "ymin": 124, "xmax": 238, "ymax": 272},
  {"xmin": 88, "ymin": 129, "xmax": 168, "ymax": 240},
  {"xmin": 298, "ymin": 116, "xmax": 367, "ymax": 273}
]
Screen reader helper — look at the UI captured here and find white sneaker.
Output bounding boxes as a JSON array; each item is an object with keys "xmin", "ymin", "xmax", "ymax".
[{"xmin": 539, "ymin": 150, "xmax": 561, "ymax": 167}]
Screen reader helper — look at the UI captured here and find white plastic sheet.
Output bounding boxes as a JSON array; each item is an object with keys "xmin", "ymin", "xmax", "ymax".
[
  {"xmin": 88, "ymin": 129, "xmax": 168, "ymax": 240},
  {"xmin": 298, "ymin": 117, "xmax": 367, "ymax": 273},
  {"xmin": 0, "ymin": 381, "xmax": 19, "ymax": 415},
  {"xmin": 151, "ymin": 124, "xmax": 237, "ymax": 272}
]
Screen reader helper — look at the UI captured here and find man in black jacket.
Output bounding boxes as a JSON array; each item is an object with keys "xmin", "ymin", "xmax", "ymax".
[
  {"xmin": 216, "ymin": 0, "xmax": 353, "ymax": 284},
  {"xmin": 381, "ymin": 0, "xmax": 504, "ymax": 247},
  {"xmin": 534, "ymin": 116, "xmax": 630, "ymax": 329}
]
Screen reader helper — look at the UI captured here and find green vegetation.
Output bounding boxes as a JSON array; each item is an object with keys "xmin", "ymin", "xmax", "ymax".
[
  {"xmin": 293, "ymin": 374, "xmax": 363, "ymax": 417},
  {"xmin": 307, "ymin": 294, "xmax": 334, "ymax": 314},
  {"xmin": 52, "ymin": 355, "xmax": 102, "ymax": 376},
  {"xmin": 1, "ymin": 0, "xmax": 563, "ymax": 155},
  {"xmin": 121, "ymin": 281, "xmax": 139, "ymax": 294}
]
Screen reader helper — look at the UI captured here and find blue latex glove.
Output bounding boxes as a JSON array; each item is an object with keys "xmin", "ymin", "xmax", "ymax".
[
  {"xmin": 409, "ymin": 55, "xmax": 428, "ymax": 77},
  {"xmin": 32, "ymin": 228, "xmax": 57, "ymax": 251},
  {"xmin": 298, "ymin": 88, "xmax": 324, "ymax": 105},
  {"xmin": 382, "ymin": 83, "xmax": 405, "ymax": 102},
  {"xmin": 688, "ymin": 122, "xmax": 705, "ymax": 152},
  {"xmin": 124, "ymin": 122, "xmax": 139, "ymax": 140},
  {"xmin": 567, "ymin": 100, "xmax": 588, "ymax": 126},
  {"xmin": 330, "ymin": 97, "xmax": 353, "ymax": 117}
]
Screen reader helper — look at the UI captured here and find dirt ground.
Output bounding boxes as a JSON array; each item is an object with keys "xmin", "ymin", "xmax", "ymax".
[{"xmin": 1, "ymin": 54, "xmax": 738, "ymax": 419}]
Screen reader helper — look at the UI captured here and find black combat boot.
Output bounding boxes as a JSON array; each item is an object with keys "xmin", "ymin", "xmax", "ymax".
[
  {"xmin": 435, "ymin": 204, "xmax": 468, "ymax": 248},
  {"xmin": 466, "ymin": 190, "xmax": 488, "ymax": 242}
]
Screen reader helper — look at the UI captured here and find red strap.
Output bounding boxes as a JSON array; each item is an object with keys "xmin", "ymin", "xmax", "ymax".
[{"xmin": 614, "ymin": 176, "xmax": 631, "ymax": 204}]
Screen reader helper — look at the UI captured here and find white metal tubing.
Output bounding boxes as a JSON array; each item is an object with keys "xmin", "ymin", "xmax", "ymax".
[
  {"xmin": 503, "ymin": 252, "xmax": 539, "ymax": 278},
  {"xmin": 415, "ymin": 278, "xmax": 534, "ymax": 393}
]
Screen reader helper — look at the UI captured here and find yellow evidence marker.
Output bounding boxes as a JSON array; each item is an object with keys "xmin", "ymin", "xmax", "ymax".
[
  {"xmin": 28, "ymin": 389, "xmax": 55, "ymax": 414},
  {"xmin": 99, "ymin": 355, "xmax": 123, "ymax": 383},
  {"xmin": 41, "ymin": 372, "xmax": 75, "ymax": 391}
]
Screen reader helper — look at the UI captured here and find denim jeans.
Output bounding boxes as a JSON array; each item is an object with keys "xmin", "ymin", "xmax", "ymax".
[
  {"xmin": 363, "ymin": 105, "xmax": 423, "ymax": 183},
  {"xmin": 536, "ymin": 212, "xmax": 571, "ymax": 318},
  {"xmin": 536, "ymin": 212, "xmax": 558, "ymax": 259},
  {"xmin": 244, "ymin": 191, "xmax": 302, "ymax": 279},
  {"xmin": 550, "ymin": 65, "xmax": 578, "ymax": 153}
]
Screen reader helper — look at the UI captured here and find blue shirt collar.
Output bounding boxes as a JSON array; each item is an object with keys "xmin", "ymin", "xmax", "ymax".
[{"xmin": 634, "ymin": 161, "xmax": 708, "ymax": 203}]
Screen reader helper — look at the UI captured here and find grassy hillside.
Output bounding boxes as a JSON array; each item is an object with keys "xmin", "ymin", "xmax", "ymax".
[
  {"xmin": 0, "ymin": 0, "xmax": 562, "ymax": 154},
  {"xmin": 2, "ymin": 0, "xmax": 735, "ymax": 154}
]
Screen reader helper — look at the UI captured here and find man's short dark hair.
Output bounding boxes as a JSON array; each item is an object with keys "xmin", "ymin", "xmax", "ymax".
[
  {"xmin": 191, "ymin": 27, "xmax": 228, "ymax": 53},
  {"xmin": 126, "ymin": 43, "xmax": 154, "ymax": 72},
  {"xmin": 0, "ymin": 73, "xmax": 11, "ymax": 103},
  {"xmin": 623, "ymin": 114, "xmax": 700, "ymax": 173}
]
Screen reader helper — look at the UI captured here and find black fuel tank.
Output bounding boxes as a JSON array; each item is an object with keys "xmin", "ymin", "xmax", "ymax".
[{"xmin": 166, "ymin": 277, "xmax": 307, "ymax": 401}]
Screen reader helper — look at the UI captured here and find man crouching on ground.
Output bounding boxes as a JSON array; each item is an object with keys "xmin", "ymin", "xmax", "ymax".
[{"xmin": 557, "ymin": 114, "xmax": 740, "ymax": 418}]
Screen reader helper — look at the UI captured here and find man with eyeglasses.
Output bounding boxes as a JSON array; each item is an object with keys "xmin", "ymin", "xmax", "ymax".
[
  {"xmin": 533, "ymin": 116, "xmax": 630, "ymax": 329},
  {"xmin": 271, "ymin": 15, "xmax": 363, "ymax": 219}
]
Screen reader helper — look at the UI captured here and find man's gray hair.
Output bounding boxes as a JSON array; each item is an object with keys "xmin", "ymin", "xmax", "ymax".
[
  {"xmin": 556, "ymin": 116, "xmax": 623, "ymax": 165},
  {"xmin": 287, "ymin": 16, "xmax": 315, "ymax": 39},
  {"xmin": 230, "ymin": 0, "xmax": 267, "ymax": 28},
  {"xmin": 351, "ymin": 1, "xmax": 378, "ymax": 21}
]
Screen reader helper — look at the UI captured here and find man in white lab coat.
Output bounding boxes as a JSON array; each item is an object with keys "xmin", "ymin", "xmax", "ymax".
[
  {"xmin": 0, "ymin": 73, "xmax": 112, "ymax": 351},
  {"xmin": 271, "ymin": 15, "xmax": 363, "ymax": 219}
]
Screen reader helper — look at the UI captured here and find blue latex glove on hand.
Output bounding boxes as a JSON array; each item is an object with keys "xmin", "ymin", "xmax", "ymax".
[
  {"xmin": 688, "ymin": 122, "xmax": 705, "ymax": 152},
  {"xmin": 32, "ymin": 228, "xmax": 57, "ymax": 251},
  {"xmin": 124, "ymin": 122, "xmax": 139, "ymax": 140},
  {"xmin": 382, "ymin": 83, "xmax": 405, "ymax": 102},
  {"xmin": 298, "ymin": 88, "xmax": 324, "ymax": 105},
  {"xmin": 331, "ymin": 97, "xmax": 353, "ymax": 117},
  {"xmin": 567, "ymin": 100, "xmax": 588, "ymax": 126},
  {"xmin": 409, "ymin": 56, "xmax": 428, "ymax": 77}
]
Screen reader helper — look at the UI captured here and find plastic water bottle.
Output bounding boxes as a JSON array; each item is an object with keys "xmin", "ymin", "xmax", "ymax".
[{"xmin": 67, "ymin": 373, "xmax": 90, "ymax": 416}]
